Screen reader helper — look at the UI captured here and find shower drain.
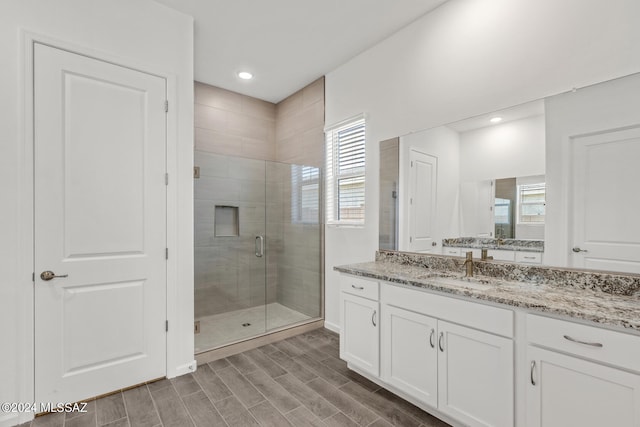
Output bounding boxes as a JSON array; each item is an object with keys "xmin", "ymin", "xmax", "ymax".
[{"xmin": 242, "ymin": 323, "xmax": 251, "ymax": 327}]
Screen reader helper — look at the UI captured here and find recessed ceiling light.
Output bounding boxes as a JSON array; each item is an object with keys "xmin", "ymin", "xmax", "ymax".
[
  {"xmin": 238, "ymin": 71, "xmax": 253, "ymax": 80},
  {"xmin": 490, "ymin": 117, "xmax": 503, "ymax": 123}
]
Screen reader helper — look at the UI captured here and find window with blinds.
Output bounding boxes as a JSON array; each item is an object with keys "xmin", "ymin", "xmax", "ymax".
[
  {"xmin": 325, "ymin": 115, "xmax": 366, "ymax": 225},
  {"xmin": 518, "ymin": 182, "xmax": 546, "ymax": 223}
]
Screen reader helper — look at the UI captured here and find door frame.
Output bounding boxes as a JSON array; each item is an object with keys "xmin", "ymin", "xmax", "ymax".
[{"xmin": 18, "ymin": 31, "xmax": 186, "ymax": 421}]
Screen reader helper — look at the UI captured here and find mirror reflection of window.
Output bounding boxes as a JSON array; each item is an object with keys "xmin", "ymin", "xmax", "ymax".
[{"xmin": 518, "ymin": 183, "xmax": 546, "ymax": 224}]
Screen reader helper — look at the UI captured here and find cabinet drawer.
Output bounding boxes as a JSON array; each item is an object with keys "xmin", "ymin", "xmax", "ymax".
[
  {"xmin": 442, "ymin": 247, "xmax": 461, "ymax": 256},
  {"xmin": 527, "ymin": 314, "xmax": 640, "ymax": 373},
  {"xmin": 515, "ymin": 251, "xmax": 542, "ymax": 264},
  {"xmin": 341, "ymin": 275, "xmax": 379, "ymax": 301},
  {"xmin": 383, "ymin": 283, "xmax": 513, "ymax": 337},
  {"xmin": 489, "ymin": 250, "xmax": 515, "ymax": 261}
]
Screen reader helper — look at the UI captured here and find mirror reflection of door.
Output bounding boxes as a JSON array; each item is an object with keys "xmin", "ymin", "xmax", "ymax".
[{"xmin": 408, "ymin": 150, "xmax": 437, "ymax": 253}]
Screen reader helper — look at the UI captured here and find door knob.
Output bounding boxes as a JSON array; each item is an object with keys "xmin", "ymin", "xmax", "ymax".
[
  {"xmin": 572, "ymin": 247, "xmax": 588, "ymax": 253},
  {"xmin": 40, "ymin": 271, "xmax": 68, "ymax": 281}
]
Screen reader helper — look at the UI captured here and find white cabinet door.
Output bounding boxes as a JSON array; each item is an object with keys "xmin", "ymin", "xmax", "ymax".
[
  {"xmin": 340, "ymin": 293, "xmax": 379, "ymax": 376},
  {"xmin": 382, "ymin": 305, "xmax": 438, "ymax": 407},
  {"xmin": 438, "ymin": 321, "xmax": 514, "ymax": 427},
  {"xmin": 527, "ymin": 346, "xmax": 640, "ymax": 427}
]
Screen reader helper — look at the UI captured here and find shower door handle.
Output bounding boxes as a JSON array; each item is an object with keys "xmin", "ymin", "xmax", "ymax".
[{"xmin": 255, "ymin": 235, "xmax": 264, "ymax": 257}]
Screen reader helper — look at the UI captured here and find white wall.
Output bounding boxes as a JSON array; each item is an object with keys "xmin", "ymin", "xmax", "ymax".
[
  {"xmin": 399, "ymin": 127, "xmax": 460, "ymax": 251},
  {"xmin": 0, "ymin": 2, "xmax": 193, "ymax": 426},
  {"xmin": 324, "ymin": 0, "xmax": 640, "ymax": 330}
]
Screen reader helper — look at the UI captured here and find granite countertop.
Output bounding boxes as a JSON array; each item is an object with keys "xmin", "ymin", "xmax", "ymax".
[
  {"xmin": 442, "ymin": 237, "xmax": 544, "ymax": 252},
  {"xmin": 335, "ymin": 259, "xmax": 640, "ymax": 333}
]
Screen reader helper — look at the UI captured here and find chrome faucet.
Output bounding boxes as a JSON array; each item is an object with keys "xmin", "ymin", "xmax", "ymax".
[{"xmin": 463, "ymin": 251, "xmax": 474, "ymax": 277}]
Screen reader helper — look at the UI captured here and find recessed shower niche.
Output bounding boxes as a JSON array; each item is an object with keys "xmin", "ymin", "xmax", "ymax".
[{"xmin": 214, "ymin": 205, "xmax": 239, "ymax": 237}]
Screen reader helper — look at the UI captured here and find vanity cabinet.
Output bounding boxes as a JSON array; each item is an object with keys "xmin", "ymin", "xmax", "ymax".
[
  {"xmin": 441, "ymin": 246, "xmax": 543, "ymax": 263},
  {"xmin": 339, "ymin": 276, "xmax": 379, "ymax": 377},
  {"xmin": 526, "ymin": 314, "xmax": 640, "ymax": 427},
  {"xmin": 381, "ymin": 283, "xmax": 514, "ymax": 427}
]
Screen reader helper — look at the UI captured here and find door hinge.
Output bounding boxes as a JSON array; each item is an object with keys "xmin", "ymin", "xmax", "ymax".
[
  {"xmin": 410, "ymin": 236, "xmax": 413, "ymax": 243},
  {"xmin": 411, "ymin": 161, "xmax": 414, "ymax": 167},
  {"xmin": 194, "ymin": 166, "xmax": 200, "ymax": 179},
  {"xmin": 165, "ymin": 320, "xmax": 169, "ymax": 332},
  {"xmin": 165, "ymin": 248, "xmax": 169, "ymax": 260},
  {"xmin": 165, "ymin": 173, "xmax": 169, "ymax": 186},
  {"xmin": 32, "ymin": 272, "xmax": 35, "ymax": 282},
  {"xmin": 164, "ymin": 100, "xmax": 169, "ymax": 113}
]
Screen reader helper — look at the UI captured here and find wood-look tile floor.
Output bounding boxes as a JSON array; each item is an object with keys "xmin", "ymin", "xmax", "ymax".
[{"xmin": 24, "ymin": 328, "xmax": 451, "ymax": 427}]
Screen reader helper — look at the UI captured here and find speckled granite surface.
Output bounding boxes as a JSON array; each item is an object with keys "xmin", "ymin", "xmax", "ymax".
[
  {"xmin": 335, "ymin": 251, "xmax": 640, "ymax": 332},
  {"xmin": 442, "ymin": 237, "xmax": 544, "ymax": 252}
]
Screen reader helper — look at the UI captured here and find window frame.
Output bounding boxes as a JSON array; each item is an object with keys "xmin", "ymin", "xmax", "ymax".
[{"xmin": 325, "ymin": 114, "xmax": 366, "ymax": 226}]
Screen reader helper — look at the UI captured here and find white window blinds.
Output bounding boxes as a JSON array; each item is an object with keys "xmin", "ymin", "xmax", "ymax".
[
  {"xmin": 325, "ymin": 115, "xmax": 366, "ymax": 225},
  {"xmin": 518, "ymin": 182, "xmax": 546, "ymax": 223}
]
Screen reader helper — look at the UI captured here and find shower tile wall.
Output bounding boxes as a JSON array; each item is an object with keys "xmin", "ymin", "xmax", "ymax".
[
  {"xmin": 275, "ymin": 77, "xmax": 325, "ymax": 168},
  {"xmin": 194, "ymin": 82, "xmax": 276, "ymax": 161}
]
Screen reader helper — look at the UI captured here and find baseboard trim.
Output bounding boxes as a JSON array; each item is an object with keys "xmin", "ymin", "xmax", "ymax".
[
  {"xmin": 195, "ymin": 319, "xmax": 324, "ymax": 365},
  {"xmin": 323, "ymin": 320, "xmax": 340, "ymax": 334}
]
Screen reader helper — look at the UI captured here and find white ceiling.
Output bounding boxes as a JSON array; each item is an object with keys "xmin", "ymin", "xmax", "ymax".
[{"xmin": 153, "ymin": 0, "xmax": 448, "ymax": 103}]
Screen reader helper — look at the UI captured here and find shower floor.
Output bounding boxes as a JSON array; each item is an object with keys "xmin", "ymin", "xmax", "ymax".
[{"xmin": 195, "ymin": 303, "xmax": 312, "ymax": 352}]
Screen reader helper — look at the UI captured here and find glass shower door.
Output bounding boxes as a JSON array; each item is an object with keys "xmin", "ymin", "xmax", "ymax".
[
  {"xmin": 194, "ymin": 152, "xmax": 266, "ymax": 352},
  {"xmin": 265, "ymin": 161, "xmax": 321, "ymax": 331}
]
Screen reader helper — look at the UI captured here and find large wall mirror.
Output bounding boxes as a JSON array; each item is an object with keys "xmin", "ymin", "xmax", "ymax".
[{"xmin": 379, "ymin": 71, "xmax": 640, "ymax": 275}]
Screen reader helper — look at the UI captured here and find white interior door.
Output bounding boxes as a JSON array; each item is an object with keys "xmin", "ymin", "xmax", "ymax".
[
  {"xmin": 34, "ymin": 43, "xmax": 167, "ymax": 405},
  {"xmin": 408, "ymin": 150, "xmax": 437, "ymax": 252},
  {"xmin": 572, "ymin": 127, "xmax": 640, "ymax": 272}
]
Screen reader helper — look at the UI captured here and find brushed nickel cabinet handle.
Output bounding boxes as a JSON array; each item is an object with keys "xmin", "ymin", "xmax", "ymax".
[
  {"xmin": 563, "ymin": 335, "xmax": 603, "ymax": 347},
  {"xmin": 438, "ymin": 332, "xmax": 444, "ymax": 352},
  {"xmin": 531, "ymin": 360, "xmax": 536, "ymax": 386},
  {"xmin": 371, "ymin": 310, "xmax": 377, "ymax": 327},
  {"xmin": 429, "ymin": 329, "xmax": 435, "ymax": 348},
  {"xmin": 351, "ymin": 285, "xmax": 364, "ymax": 290}
]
